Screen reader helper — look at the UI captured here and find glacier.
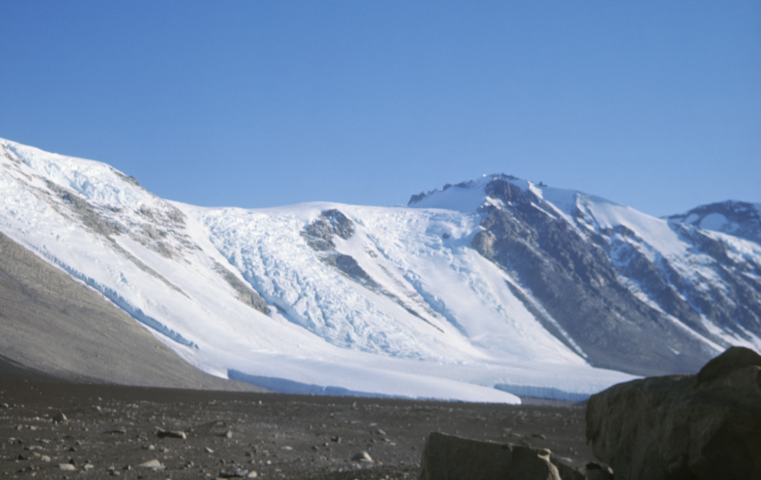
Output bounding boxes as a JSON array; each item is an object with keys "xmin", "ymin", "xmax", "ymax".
[{"xmin": 2, "ymin": 138, "xmax": 758, "ymax": 402}]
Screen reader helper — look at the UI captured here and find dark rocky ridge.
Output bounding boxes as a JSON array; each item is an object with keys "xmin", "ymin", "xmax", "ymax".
[
  {"xmin": 472, "ymin": 179, "xmax": 711, "ymax": 376},
  {"xmin": 214, "ymin": 262, "xmax": 270, "ymax": 314},
  {"xmin": 302, "ymin": 210, "xmax": 376, "ymax": 287},
  {"xmin": 667, "ymin": 200, "xmax": 761, "ymax": 246},
  {"xmin": 458, "ymin": 176, "xmax": 761, "ymax": 377}
]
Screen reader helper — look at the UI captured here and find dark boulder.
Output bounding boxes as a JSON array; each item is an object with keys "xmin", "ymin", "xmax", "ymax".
[
  {"xmin": 418, "ymin": 431, "xmax": 582, "ymax": 480},
  {"xmin": 586, "ymin": 346, "xmax": 761, "ymax": 480},
  {"xmin": 696, "ymin": 345, "xmax": 761, "ymax": 383}
]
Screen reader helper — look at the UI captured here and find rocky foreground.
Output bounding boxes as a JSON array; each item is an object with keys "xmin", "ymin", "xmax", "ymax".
[{"xmin": 0, "ymin": 380, "xmax": 593, "ymax": 479}]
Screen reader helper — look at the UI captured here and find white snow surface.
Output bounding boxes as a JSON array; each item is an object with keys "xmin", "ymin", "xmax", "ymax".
[{"xmin": 0, "ymin": 141, "xmax": 647, "ymax": 402}]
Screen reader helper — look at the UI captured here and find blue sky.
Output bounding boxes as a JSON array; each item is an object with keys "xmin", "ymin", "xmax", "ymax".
[{"xmin": 2, "ymin": 1, "xmax": 759, "ymax": 217}]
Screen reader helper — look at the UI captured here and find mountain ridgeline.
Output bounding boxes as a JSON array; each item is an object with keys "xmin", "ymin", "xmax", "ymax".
[
  {"xmin": 451, "ymin": 177, "xmax": 761, "ymax": 376},
  {"xmin": 1, "ymin": 138, "xmax": 759, "ymax": 400}
]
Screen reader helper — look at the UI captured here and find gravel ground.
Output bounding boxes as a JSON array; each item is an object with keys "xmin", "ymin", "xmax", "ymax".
[{"xmin": 0, "ymin": 379, "xmax": 595, "ymax": 479}]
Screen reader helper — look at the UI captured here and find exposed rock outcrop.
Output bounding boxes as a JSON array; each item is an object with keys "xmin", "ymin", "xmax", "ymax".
[
  {"xmin": 418, "ymin": 432, "xmax": 583, "ymax": 480},
  {"xmin": 302, "ymin": 209, "xmax": 377, "ymax": 286},
  {"xmin": 214, "ymin": 262, "xmax": 270, "ymax": 314},
  {"xmin": 301, "ymin": 209, "xmax": 355, "ymax": 251},
  {"xmin": 667, "ymin": 200, "xmax": 761, "ymax": 246},
  {"xmin": 473, "ymin": 178, "xmax": 713, "ymax": 376},
  {"xmin": 586, "ymin": 346, "xmax": 761, "ymax": 480}
]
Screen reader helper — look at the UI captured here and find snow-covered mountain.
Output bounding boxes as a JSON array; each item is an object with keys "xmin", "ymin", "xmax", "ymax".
[
  {"xmin": 1, "ymin": 139, "xmax": 758, "ymax": 402},
  {"xmin": 666, "ymin": 200, "xmax": 761, "ymax": 246}
]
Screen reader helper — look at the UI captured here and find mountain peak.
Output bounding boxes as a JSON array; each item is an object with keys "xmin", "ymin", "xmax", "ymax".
[
  {"xmin": 667, "ymin": 200, "xmax": 761, "ymax": 245},
  {"xmin": 407, "ymin": 173, "xmax": 539, "ymax": 212}
]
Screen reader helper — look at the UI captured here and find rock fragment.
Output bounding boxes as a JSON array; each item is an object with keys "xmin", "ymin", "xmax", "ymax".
[
  {"xmin": 219, "ymin": 467, "xmax": 250, "ymax": 478},
  {"xmin": 137, "ymin": 459, "xmax": 165, "ymax": 470},
  {"xmin": 418, "ymin": 432, "xmax": 581, "ymax": 480},
  {"xmin": 584, "ymin": 463, "xmax": 614, "ymax": 480},
  {"xmin": 351, "ymin": 451, "xmax": 373, "ymax": 463},
  {"xmin": 156, "ymin": 428, "xmax": 187, "ymax": 439}
]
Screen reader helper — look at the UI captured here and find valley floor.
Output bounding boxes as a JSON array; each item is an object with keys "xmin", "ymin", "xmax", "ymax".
[{"xmin": 0, "ymin": 379, "xmax": 595, "ymax": 479}]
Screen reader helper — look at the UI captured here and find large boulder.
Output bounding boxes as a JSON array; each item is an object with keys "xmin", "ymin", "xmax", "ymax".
[
  {"xmin": 418, "ymin": 432, "xmax": 583, "ymax": 480},
  {"xmin": 586, "ymin": 346, "xmax": 761, "ymax": 480}
]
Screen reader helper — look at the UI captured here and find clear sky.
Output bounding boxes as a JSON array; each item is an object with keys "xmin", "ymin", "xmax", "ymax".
[{"xmin": 2, "ymin": 1, "xmax": 759, "ymax": 217}]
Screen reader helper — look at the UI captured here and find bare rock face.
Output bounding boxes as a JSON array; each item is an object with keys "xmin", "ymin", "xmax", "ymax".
[
  {"xmin": 586, "ymin": 346, "xmax": 761, "ymax": 480},
  {"xmin": 418, "ymin": 432, "xmax": 582, "ymax": 480},
  {"xmin": 301, "ymin": 209, "xmax": 355, "ymax": 251}
]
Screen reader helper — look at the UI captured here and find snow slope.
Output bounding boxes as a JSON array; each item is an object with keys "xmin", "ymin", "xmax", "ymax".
[{"xmin": 9, "ymin": 139, "xmax": 732, "ymax": 402}]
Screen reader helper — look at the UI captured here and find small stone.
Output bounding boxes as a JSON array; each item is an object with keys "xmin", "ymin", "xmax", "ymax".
[
  {"xmin": 0, "ymin": 403, "xmax": 9, "ymax": 408},
  {"xmin": 531, "ymin": 433, "xmax": 547, "ymax": 440},
  {"xmin": 83, "ymin": 464, "xmax": 94, "ymax": 470},
  {"xmin": 53, "ymin": 413, "xmax": 67, "ymax": 423},
  {"xmin": 137, "ymin": 459, "xmax": 165, "ymax": 470},
  {"xmin": 40, "ymin": 455, "xmax": 51, "ymax": 462},
  {"xmin": 104, "ymin": 428, "xmax": 127, "ymax": 435},
  {"xmin": 351, "ymin": 451, "xmax": 373, "ymax": 463},
  {"xmin": 376, "ymin": 429, "xmax": 386, "ymax": 436},
  {"xmin": 281, "ymin": 446, "xmax": 293, "ymax": 451},
  {"xmin": 156, "ymin": 428, "xmax": 186, "ymax": 440},
  {"xmin": 219, "ymin": 466, "xmax": 250, "ymax": 478},
  {"xmin": 330, "ymin": 436, "xmax": 341, "ymax": 443},
  {"xmin": 58, "ymin": 464, "xmax": 77, "ymax": 471},
  {"xmin": 246, "ymin": 472, "xmax": 258, "ymax": 478},
  {"xmin": 205, "ymin": 447, "xmax": 214, "ymax": 454},
  {"xmin": 538, "ymin": 448, "xmax": 551, "ymax": 457}
]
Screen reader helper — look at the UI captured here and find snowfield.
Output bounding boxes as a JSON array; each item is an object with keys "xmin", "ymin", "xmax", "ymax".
[{"xmin": 6, "ymin": 138, "xmax": 756, "ymax": 402}]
